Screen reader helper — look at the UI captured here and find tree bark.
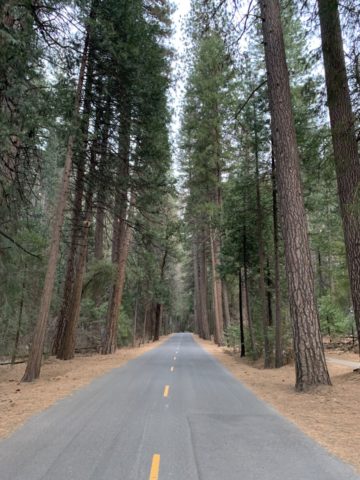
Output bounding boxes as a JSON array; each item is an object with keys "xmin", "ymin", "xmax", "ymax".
[
  {"xmin": 52, "ymin": 36, "xmax": 95, "ymax": 357},
  {"xmin": 318, "ymin": 0, "xmax": 360, "ymax": 349},
  {"xmin": 101, "ymin": 94, "xmax": 132, "ymax": 354},
  {"xmin": 101, "ymin": 211, "xmax": 133, "ymax": 354},
  {"xmin": 56, "ymin": 102, "xmax": 102, "ymax": 360},
  {"xmin": 21, "ymin": 27, "xmax": 90, "ymax": 382},
  {"xmin": 259, "ymin": 0, "xmax": 331, "ymax": 390}
]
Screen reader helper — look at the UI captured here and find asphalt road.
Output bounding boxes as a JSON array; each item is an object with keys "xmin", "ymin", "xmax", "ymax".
[{"xmin": 0, "ymin": 333, "xmax": 359, "ymax": 480}]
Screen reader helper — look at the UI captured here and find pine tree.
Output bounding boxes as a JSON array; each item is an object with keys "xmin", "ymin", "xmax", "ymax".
[{"xmin": 258, "ymin": 0, "xmax": 331, "ymax": 390}]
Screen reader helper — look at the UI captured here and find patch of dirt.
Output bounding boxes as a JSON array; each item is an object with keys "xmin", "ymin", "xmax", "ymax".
[
  {"xmin": 195, "ymin": 335, "xmax": 360, "ymax": 474},
  {"xmin": 326, "ymin": 350, "xmax": 360, "ymax": 363},
  {"xmin": 0, "ymin": 338, "xmax": 167, "ymax": 439}
]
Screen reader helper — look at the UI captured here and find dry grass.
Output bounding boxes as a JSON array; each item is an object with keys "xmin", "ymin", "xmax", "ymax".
[
  {"xmin": 195, "ymin": 335, "xmax": 360, "ymax": 473},
  {"xmin": 0, "ymin": 337, "xmax": 167, "ymax": 439}
]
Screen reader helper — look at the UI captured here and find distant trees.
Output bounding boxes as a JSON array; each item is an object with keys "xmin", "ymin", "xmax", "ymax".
[
  {"xmin": 1, "ymin": 0, "xmax": 359, "ymax": 392},
  {"xmin": 0, "ymin": 0, "xmax": 179, "ymax": 380},
  {"xmin": 179, "ymin": 0, "xmax": 359, "ymax": 390},
  {"xmin": 181, "ymin": 31, "xmax": 233, "ymax": 346}
]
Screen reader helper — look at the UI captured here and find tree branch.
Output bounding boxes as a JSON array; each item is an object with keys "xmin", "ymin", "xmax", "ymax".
[
  {"xmin": 0, "ymin": 229, "xmax": 41, "ymax": 259},
  {"xmin": 235, "ymin": 80, "xmax": 267, "ymax": 119}
]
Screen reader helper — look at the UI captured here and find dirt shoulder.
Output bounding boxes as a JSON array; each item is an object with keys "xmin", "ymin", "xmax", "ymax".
[
  {"xmin": 0, "ymin": 337, "xmax": 168, "ymax": 439},
  {"xmin": 195, "ymin": 335, "xmax": 360, "ymax": 474}
]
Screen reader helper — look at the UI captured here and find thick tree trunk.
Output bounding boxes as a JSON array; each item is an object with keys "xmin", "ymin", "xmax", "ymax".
[
  {"xmin": 272, "ymin": 152, "xmax": 283, "ymax": 368},
  {"xmin": 259, "ymin": 0, "xmax": 331, "ymax": 390},
  {"xmin": 318, "ymin": 0, "xmax": 360, "ymax": 349},
  {"xmin": 52, "ymin": 30, "xmax": 96, "ymax": 357},
  {"xmin": 101, "ymin": 95, "xmax": 131, "ymax": 355},
  {"xmin": 56, "ymin": 104, "xmax": 102, "ymax": 360},
  {"xmin": 51, "ymin": 157, "xmax": 84, "ymax": 356},
  {"xmin": 101, "ymin": 214, "xmax": 133, "ymax": 354},
  {"xmin": 21, "ymin": 29, "xmax": 90, "ymax": 382}
]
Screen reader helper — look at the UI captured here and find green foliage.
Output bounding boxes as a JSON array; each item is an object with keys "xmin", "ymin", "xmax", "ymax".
[{"xmin": 319, "ymin": 295, "xmax": 354, "ymax": 337}]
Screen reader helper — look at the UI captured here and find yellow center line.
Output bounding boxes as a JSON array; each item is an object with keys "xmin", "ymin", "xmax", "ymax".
[
  {"xmin": 170, "ymin": 366, "xmax": 174, "ymax": 372},
  {"xmin": 163, "ymin": 385, "xmax": 170, "ymax": 397},
  {"xmin": 149, "ymin": 454, "xmax": 160, "ymax": 480}
]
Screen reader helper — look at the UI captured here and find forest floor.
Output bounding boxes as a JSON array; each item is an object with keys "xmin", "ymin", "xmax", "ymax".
[
  {"xmin": 196, "ymin": 335, "xmax": 360, "ymax": 474},
  {"xmin": 0, "ymin": 337, "xmax": 167, "ymax": 439}
]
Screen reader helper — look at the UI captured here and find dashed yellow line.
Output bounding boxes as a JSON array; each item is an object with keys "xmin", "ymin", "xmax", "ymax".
[
  {"xmin": 163, "ymin": 385, "xmax": 170, "ymax": 397},
  {"xmin": 149, "ymin": 454, "xmax": 160, "ymax": 480}
]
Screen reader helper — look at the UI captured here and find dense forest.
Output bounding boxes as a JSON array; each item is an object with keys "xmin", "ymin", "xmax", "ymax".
[{"xmin": 0, "ymin": 0, "xmax": 359, "ymax": 391}]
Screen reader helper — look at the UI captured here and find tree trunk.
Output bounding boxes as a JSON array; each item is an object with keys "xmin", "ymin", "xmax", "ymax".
[
  {"xmin": 243, "ymin": 229, "xmax": 256, "ymax": 359},
  {"xmin": 21, "ymin": 27, "xmax": 90, "ymax": 382},
  {"xmin": 153, "ymin": 247, "xmax": 168, "ymax": 342},
  {"xmin": 318, "ymin": 0, "xmax": 360, "ymax": 349},
  {"xmin": 153, "ymin": 303, "xmax": 163, "ymax": 342},
  {"xmin": 239, "ymin": 267, "xmax": 246, "ymax": 357},
  {"xmin": 94, "ymin": 97, "xmax": 111, "ymax": 262},
  {"xmin": 266, "ymin": 259, "xmax": 273, "ymax": 327},
  {"xmin": 52, "ymin": 42, "xmax": 95, "ymax": 357},
  {"xmin": 101, "ymin": 214, "xmax": 133, "ymax": 354},
  {"xmin": 222, "ymin": 281, "xmax": 231, "ymax": 331},
  {"xmin": 142, "ymin": 304, "xmax": 148, "ymax": 344},
  {"xmin": 254, "ymin": 103, "xmax": 271, "ymax": 368},
  {"xmin": 56, "ymin": 103, "xmax": 102, "ymax": 360},
  {"xmin": 259, "ymin": 0, "xmax": 331, "ymax": 390},
  {"xmin": 209, "ymin": 228, "xmax": 224, "ymax": 345},
  {"xmin": 199, "ymin": 235, "xmax": 210, "ymax": 340},
  {"xmin": 132, "ymin": 295, "xmax": 139, "ymax": 347},
  {"xmin": 272, "ymin": 151, "xmax": 283, "ymax": 368},
  {"xmin": 192, "ymin": 237, "xmax": 203, "ymax": 337},
  {"xmin": 101, "ymin": 94, "xmax": 131, "ymax": 354}
]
